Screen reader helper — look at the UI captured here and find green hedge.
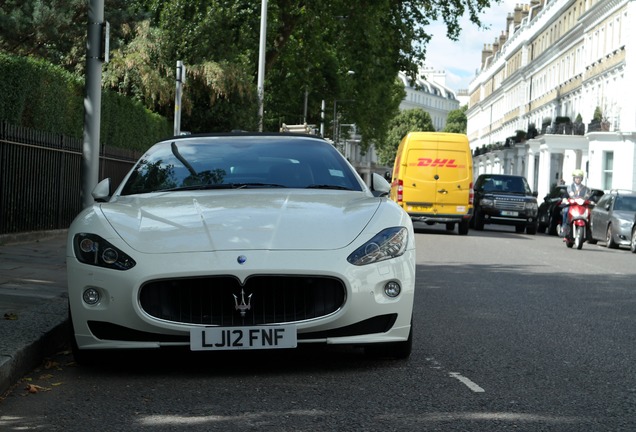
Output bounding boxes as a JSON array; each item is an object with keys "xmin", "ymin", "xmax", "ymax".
[{"xmin": 0, "ymin": 52, "xmax": 171, "ymax": 152}]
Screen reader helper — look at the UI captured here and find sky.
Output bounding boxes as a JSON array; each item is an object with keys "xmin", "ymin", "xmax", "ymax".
[{"xmin": 424, "ymin": 0, "xmax": 520, "ymax": 91}]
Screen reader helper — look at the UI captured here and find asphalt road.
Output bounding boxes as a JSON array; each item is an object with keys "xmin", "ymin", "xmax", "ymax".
[{"xmin": 1, "ymin": 225, "xmax": 635, "ymax": 431}]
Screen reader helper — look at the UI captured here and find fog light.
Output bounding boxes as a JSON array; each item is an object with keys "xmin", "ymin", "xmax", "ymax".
[
  {"xmin": 83, "ymin": 288, "xmax": 100, "ymax": 305},
  {"xmin": 384, "ymin": 281, "xmax": 401, "ymax": 298}
]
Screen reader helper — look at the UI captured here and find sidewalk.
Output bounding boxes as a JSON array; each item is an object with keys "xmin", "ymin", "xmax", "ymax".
[{"xmin": 0, "ymin": 230, "xmax": 69, "ymax": 396}]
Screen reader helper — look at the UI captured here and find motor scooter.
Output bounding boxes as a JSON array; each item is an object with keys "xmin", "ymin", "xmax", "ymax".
[{"xmin": 558, "ymin": 197, "xmax": 593, "ymax": 249}]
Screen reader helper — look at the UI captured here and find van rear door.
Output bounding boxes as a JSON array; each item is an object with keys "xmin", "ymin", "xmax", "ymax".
[{"xmin": 402, "ymin": 137, "xmax": 471, "ymax": 214}]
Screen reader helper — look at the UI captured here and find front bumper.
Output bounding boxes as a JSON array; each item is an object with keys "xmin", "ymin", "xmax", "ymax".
[{"xmin": 67, "ymin": 248, "xmax": 415, "ymax": 351}]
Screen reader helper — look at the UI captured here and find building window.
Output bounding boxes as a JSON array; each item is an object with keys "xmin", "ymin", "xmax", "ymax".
[{"xmin": 603, "ymin": 151, "xmax": 614, "ymax": 190}]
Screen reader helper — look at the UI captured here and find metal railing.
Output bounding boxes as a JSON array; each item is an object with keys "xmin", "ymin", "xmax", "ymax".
[{"xmin": 0, "ymin": 121, "xmax": 141, "ymax": 235}]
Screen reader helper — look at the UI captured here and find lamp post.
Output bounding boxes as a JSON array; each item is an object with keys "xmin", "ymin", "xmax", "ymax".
[
  {"xmin": 331, "ymin": 70, "xmax": 355, "ymax": 146},
  {"xmin": 257, "ymin": 0, "xmax": 267, "ymax": 131},
  {"xmin": 332, "ymin": 99, "xmax": 355, "ymax": 148}
]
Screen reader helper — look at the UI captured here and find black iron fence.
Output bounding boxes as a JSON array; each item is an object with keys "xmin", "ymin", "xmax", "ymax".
[{"xmin": 0, "ymin": 121, "xmax": 141, "ymax": 236}]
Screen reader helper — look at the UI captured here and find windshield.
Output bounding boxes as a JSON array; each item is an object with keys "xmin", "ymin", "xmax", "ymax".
[
  {"xmin": 120, "ymin": 135, "xmax": 364, "ymax": 195},
  {"xmin": 478, "ymin": 175, "xmax": 532, "ymax": 195},
  {"xmin": 614, "ymin": 196, "xmax": 636, "ymax": 211}
]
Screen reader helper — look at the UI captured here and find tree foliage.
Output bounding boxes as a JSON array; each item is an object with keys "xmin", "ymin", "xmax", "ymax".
[
  {"xmin": 0, "ymin": 0, "xmax": 143, "ymax": 73},
  {"xmin": 377, "ymin": 108, "xmax": 435, "ymax": 166},
  {"xmin": 1, "ymin": 0, "xmax": 497, "ymax": 146},
  {"xmin": 443, "ymin": 105, "xmax": 468, "ymax": 134}
]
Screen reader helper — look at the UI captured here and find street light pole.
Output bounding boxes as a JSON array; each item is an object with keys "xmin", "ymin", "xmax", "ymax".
[
  {"xmin": 257, "ymin": 0, "xmax": 267, "ymax": 131},
  {"xmin": 173, "ymin": 61, "xmax": 185, "ymax": 136},
  {"xmin": 331, "ymin": 70, "xmax": 355, "ymax": 146},
  {"xmin": 332, "ymin": 98, "xmax": 355, "ymax": 148},
  {"xmin": 82, "ymin": 0, "xmax": 105, "ymax": 209}
]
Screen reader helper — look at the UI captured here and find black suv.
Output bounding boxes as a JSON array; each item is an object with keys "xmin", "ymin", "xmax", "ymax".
[
  {"xmin": 471, "ymin": 174, "xmax": 539, "ymax": 234},
  {"xmin": 537, "ymin": 185, "xmax": 604, "ymax": 235}
]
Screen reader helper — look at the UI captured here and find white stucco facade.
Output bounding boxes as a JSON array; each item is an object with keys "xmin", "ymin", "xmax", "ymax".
[
  {"xmin": 344, "ymin": 67, "xmax": 460, "ymax": 184},
  {"xmin": 398, "ymin": 69, "xmax": 460, "ymax": 131},
  {"xmin": 467, "ymin": 0, "xmax": 636, "ymax": 200}
]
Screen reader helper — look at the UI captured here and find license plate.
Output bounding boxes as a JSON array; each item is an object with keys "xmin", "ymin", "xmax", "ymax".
[
  {"xmin": 501, "ymin": 210, "xmax": 519, "ymax": 216},
  {"xmin": 190, "ymin": 325, "xmax": 297, "ymax": 351},
  {"xmin": 407, "ymin": 205, "xmax": 432, "ymax": 212}
]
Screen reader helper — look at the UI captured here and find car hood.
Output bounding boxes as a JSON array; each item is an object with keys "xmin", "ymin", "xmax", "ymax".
[
  {"xmin": 100, "ymin": 191, "xmax": 379, "ymax": 253},
  {"xmin": 482, "ymin": 192, "xmax": 536, "ymax": 202}
]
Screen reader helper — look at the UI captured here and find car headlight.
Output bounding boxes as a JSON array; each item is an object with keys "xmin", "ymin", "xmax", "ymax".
[
  {"xmin": 480, "ymin": 198, "xmax": 494, "ymax": 207},
  {"xmin": 73, "ymin": 233, "xmax": 136, "ymax": 270},
  {"xmin": 525, "ymin": 202, "xmax": 538, "ymax": 211},
  {"xmin": 347, "ymin": 227, "xmax": 408, "ymax": 266}
]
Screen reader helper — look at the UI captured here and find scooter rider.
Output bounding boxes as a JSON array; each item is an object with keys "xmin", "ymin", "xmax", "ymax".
[{"xmin": 560, "ymin": 169, "xmax": 590, "ymax": 236}]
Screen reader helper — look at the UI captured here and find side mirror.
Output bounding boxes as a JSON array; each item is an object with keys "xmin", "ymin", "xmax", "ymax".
[
  {"xmin": 371, "ymin": 172, "xmax": 391, "ymax": 197},
  {"xmin": 92, "ymin": 178, "xmax": 112, "ymax": 202}
]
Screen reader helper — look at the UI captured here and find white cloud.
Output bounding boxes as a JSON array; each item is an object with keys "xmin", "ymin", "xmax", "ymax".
[{"xmin": 423, "ymin": 0, "xmax": 520, "ymax": 91}]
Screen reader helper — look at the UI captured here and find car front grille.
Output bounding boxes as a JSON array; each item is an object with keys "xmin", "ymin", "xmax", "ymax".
[
  {"xmin": 494, "ymin": 199, "xmax": 526, "ymax": 211},
  {"xmin": 139, "ymin": 275, "xmax": 346, "ymax": 326}
]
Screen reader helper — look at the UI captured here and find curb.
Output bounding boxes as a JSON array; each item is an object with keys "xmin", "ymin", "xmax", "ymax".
[
  {"xmin": 0, "ymin": 297, "xmax": 69, "ymax": 396},
  {"xmin": 0, "ymin": 229, "xmax": 68, "ymax": 246}
]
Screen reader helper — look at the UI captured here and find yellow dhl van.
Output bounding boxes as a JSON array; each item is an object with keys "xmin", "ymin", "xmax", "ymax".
[{"xmin": 389, "ymin": 132, "xmax": 474, "ymax": 235}]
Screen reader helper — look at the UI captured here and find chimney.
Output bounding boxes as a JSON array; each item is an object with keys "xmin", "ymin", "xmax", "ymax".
[
  {"xmin": 530, "ymin": 0, "xmax": 543, "ymax": 20},
  {"xmin": 506, "ymin": 13, "xmax": 514, "ymax": 36},
  {"xmin": 492, "ymin": 37, "xmax": 500, "ymax": 54},
  {"xmin": 499, "ymin": 31, "xmax": 507, "ymax": 47},
  {"xmin": 514, "ymin": 3, "xmax": 523, "ymax": 27},
  {"xmin": 521, "ymin": 4, "xmax": 530, "ymax": 21},
  {"xmin": 481, "ymin": 44, "xmax": 493, "ymax": 69}
]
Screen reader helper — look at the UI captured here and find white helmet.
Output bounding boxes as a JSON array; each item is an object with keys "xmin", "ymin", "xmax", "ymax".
[{"xmin": 572, "ymin": 169, "xmax": 584, "ymax": 179}]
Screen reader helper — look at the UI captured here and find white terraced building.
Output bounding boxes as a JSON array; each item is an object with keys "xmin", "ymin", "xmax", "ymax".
[
  {"xmin": 344, "ymin": 68, "xmax": 460, "ymax": 183},
  {"xmin": 467, "ymin": 0, "xmax": 636, "ymax": 200},
  {"xmin": 398, "ymin": 69, "xmax": 460, "ymax": 130}
]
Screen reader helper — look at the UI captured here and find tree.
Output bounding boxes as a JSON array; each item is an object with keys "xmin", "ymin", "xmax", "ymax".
[
  {"xmin": 443, "ymin": 105, "xmax": 467, "ymax": 134},
  {"xmin": 2, "ymin": 0, "xmax": 499, "ymax": 142},
  {"xmin": 0, "ymin": 0, "xmax": 144, "ymax": 74},
  {"xmin": 128, "ymin": 0, "xmax": 496, "ymax": 140},
  {"xmin": 377, "ymin": 108, "xmax": 435, "ymax": 166}
]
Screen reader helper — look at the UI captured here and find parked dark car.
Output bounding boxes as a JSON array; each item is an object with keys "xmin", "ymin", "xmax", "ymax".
[
  {"xmin": 590, "ymin": 190, "xmax": 636, "ymax": 248},
  {"xmin": 538, "ymin": 186, "xmax": 604, "ymax": 235},
  {"xmin": 471, "ymin": 174, "xmax": 539, "ymax": 234}
]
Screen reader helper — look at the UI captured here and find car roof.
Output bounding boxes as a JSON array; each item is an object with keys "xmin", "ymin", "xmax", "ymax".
[
  {"xmin": 164, "ymin": 131, "xmax": 324, "ymax": 140},
  {"xmin": 477, "ymin": 174, "xmax": 525, "ymax": 179},
  {"xmin": 607, "ymin": 189, "xmax": 636, "ymax": 196}
]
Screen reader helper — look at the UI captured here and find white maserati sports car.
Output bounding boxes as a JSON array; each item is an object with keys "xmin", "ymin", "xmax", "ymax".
[{"xmin": 67, "ymin": 132, "xmax": 415, "ymax": 363}]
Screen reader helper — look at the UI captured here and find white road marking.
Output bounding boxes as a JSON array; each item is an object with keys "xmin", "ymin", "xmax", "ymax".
[{"xmin": 449, "ymin": 372, "xmax": 485, "ymax": 393}]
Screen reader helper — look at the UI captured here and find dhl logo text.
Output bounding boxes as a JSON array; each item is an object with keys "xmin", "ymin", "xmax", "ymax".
[{"xmin": 414, "ymin": 158, "xmax": 463, "ymax": 168}]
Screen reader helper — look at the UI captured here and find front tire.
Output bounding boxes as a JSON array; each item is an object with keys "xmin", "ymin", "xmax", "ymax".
[
  {"xmin": 606, "ymin": 225, "xmax": 619, "ymax": 249},
  {"xmin": 548, "ymin": 212, "xmax": 559, "ymax": 236},
  {"xmin": 68, "ymin": 306, "xmax": 97, "ymax": 366},
  {"xmin": 631, "ymin": 228, "xmax": 636, "ymax": 253},
  {"xmin": 365, "ymin": 324, "xmax": 413, "ymax": 360},
  {"xmin": 458, "ymin": 219, "xmax": 469, "ymax": 235},
  {"xmin": 474, "ymin": 209, "xmax": 485, "ymax": 231},
  {"xmin": 574, "ymin": 225, "xmax": 584, "ymax": 249}
]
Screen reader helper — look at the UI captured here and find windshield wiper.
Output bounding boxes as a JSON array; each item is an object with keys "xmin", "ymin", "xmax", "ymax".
[
  {"xmin": 306, "ymin": 184, "xmax": 354, "ymax": 191},
  {"xmin": 230, "ymin": 183, "xmax": 287, "ymax": 189},
  {"xmin": 156, "ymin": 184, "xmax": 235, "ymax": 192}
]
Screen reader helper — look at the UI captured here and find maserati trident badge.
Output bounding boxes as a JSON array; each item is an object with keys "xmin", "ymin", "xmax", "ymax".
[{"xmin": 233, "ymin": 289, "xmax": 252, "ymax": 317}]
